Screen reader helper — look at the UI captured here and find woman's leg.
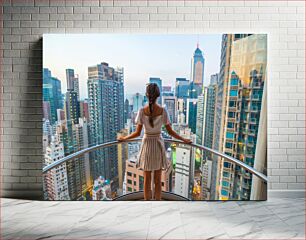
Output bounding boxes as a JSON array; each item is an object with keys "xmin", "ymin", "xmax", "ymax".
[
  {"xmin": 154, "ymin": 169, "xmax": 162, "ymax": 200},
  {"xmin": 144, "ymin": 170, "xmax": 152, "ymax": 200}
]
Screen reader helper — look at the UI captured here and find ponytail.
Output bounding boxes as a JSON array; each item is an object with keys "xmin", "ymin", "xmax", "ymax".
[{"xmin": 146, "ymin": 83, "xmax": 160, "ymax": 128}]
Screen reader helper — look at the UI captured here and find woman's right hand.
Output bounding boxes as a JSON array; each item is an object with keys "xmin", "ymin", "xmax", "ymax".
[
  {"xmin": 182, "ymin": 138, "xmax": 192, "ymax": 144},
  {"xmin": 117, "ymin": 136, "xmax": 126, "ymax": 142}
]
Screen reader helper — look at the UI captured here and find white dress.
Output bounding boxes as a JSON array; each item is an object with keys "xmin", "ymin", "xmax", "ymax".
[{"xmin": 135, "ymin": 106, "xmax": 171, "ymax": 171}]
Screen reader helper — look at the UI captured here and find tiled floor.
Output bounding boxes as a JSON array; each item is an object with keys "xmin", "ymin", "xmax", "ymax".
[{"xmin": 1, "ymin": 197, "xmax": 305, "ymax": 239}]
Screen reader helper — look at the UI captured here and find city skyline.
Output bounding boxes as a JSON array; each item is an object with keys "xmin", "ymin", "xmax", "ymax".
[
  {"xmin": 42, "ymin": 34, "xmax": 267, "ymax": 201},
  {"xmin": 43, "ymin": 34, "xmax": 222, "ymax": 99}
]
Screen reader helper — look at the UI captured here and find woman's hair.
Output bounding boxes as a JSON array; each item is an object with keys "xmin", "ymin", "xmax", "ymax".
[{"xmin": 146, "ymin": 83, "xmax": 160, "ymax": 128}]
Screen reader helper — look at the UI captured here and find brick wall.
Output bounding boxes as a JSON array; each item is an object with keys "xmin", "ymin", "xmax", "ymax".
[{"xmin": 1, "ymin": 0, "xmax": 305, "ymax": 199}]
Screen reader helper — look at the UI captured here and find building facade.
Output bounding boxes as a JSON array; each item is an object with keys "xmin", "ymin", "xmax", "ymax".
[{"xmin": 87, "ymin": 62, "xmax": 125, "ymax": 183}]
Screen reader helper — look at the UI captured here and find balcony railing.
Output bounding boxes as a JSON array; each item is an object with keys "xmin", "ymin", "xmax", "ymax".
[{"xmin": 42, "ymin": 138, "xmax": 267, "ymax": 201}]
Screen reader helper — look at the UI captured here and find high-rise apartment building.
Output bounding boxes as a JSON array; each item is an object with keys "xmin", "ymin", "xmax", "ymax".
[
  {"xmin": 217, "ymin": 34, "xmax": 267, "ymax": 200},
  {"xmin": 43, "ymin": 136, "xmax": 70, "ymax": 200},
  {"xmin": 88, "ymin": 62, "xmax": 124, "ymax": 182},
  {"xmin": 173, "ymin": 127, "xmax": 196, "ymax": 199}
]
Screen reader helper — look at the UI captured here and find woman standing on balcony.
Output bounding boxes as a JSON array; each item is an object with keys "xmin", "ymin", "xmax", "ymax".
[{"xmin": 117, "ymin": 83, "xmax": 192, "ymax": 200}]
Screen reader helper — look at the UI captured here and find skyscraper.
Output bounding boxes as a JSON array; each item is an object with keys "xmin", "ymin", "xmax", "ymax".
[
  {"xmin": 65, "ymin": 91, "xmax": 80, "ymax": 124},
  {"xmin": 212, "ymin": 34, "xmax": 233, "ymax": 200},
  {"xmin": 175, "ymin": 78, "xmax": 190, "ymax": 99},
  {"xmin": 217, "ymin": 34, "xmax": 267, "ymax": 200},
  {"xmin": 186, "ymin": 98, "xmax": 198, "ymax": 134},
  {"xmin": 132, "ymin": 93, "xmax": 144, "ymax": 112},
  {"xmin": 149, "ymin": 77, "xmax": 162, "ymax": 105},
  {"xmin": 191, "ymin": 43, "xmax": 205, "ymax": 94},
  {"xmin": 195, "ymin": 81, "xmax": 217, "ymax": 199},
  {"xmin": 43, "ymin": 68, "xmax": 63, "ymax": 124},
  {"xmin": 88, "ymin": 62, "xmax": 124, "ymax": 182},
  {"xmin": 124, "ymin": 98, "xmax": 130, "ymax": 124},
  {"xmin": 162, "ymin": 96, "xmax": 177, "ymax": 124},
  {"xmin": 66, "ymin": 69, "xmax": 80, "ymax": 100}
]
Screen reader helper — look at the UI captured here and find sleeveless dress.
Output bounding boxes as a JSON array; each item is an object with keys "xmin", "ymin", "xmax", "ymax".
[{"xmin": 135, "ymin": 106, "xmax": 171, "ymax": 171}]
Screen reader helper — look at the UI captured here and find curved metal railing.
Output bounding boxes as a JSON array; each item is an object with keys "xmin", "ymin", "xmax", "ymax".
[{"xmin": 42, "ymin": 138, "xmax": 267, "ymax": 183}]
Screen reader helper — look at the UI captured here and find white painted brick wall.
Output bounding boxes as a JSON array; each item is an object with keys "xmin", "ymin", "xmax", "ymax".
[{"xmin": 0, "ymin": 0, "xmax": 305, "ymax": 199}]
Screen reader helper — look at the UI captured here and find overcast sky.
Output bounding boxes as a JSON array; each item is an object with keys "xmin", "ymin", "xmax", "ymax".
[{"xmin": 43, "ymin": 34, "xmax": 222, "ymax": 100}]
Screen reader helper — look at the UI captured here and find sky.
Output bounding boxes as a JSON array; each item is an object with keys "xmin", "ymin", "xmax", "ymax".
[{"xmin": 43, "ymin": 34, "xmax": 222, "ymax": 100}]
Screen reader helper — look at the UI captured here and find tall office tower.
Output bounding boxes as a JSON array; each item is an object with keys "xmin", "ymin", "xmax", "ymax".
[
  {"xmin": 218, "ymin": 34, "xmax": 267, "ymax": 200},
  {"xmin": 204, "ymin": 84, "xmax": 218, "ymax": 198},
  {"xmin": 125, "ymin": 154, "xmax": 172, "ymax": 194},
  {"xmin": 66, "ymin": 69, "xmax": 74, "ymax": 90},
  {"xmin": 191, "ymin": 43, "xmax": 205, "ymax": 95},
  {"xmin": 124, "ymin": 98, "xmax": 130, "ymax": 124},
  {"xmin": 43, "ymin": 136, "xmax": 70, "ymax": 200},
  {"xmin": 132, "ymin": 93, "xmax": 144, "ymax": 112},
  {"xmin": 210, "ymin": 73, "xmax": 219, "ymax": 85},
  {"xmin": 149, "ymin": 77, "xmax": 162, "ymax": 105},
  {"xmin": 162, "ymin": 86, "xmax": 173, "ymax": 96},
  {"xmin": 162, "ymin": 96, "xmax": 177, "ymax": 124},
  {"xmin": 196, "ymin": 95, "xmax": 205, "ymax": 145},
  {"xmin": 186, "ymin": 98, "xmax": 198, "ymax": 134},
  {"xmin": 189, "ymin": 81, "xmax": 201, "ymax": 99},
  {"xmin": 196, "ymin": 84, "xmax": 217, "ymax": 148},
  {"xmin": 73, "ymin": 75, "xmax": 80, "ymax": 100},
  {"xmin": 43, "ymin": 68, "xmax": 63, "ymax": 124},
  {"xmin": 117, "ymin": 128, "xmax": 129, "ymax": 196},
  {"xmin": 175, "ymin": 78, "xmax": 190, "ymax": 121},
  {"xmin": 88, "ymin": 62, "xmax": 124, "ymax": 182},
  {"xmin": 175, "ymin": 78, "xmax": 190, "ymax": 99},
  {"xmin": 174, "ymin": 127, "xmax": 196, "ymax": 199},
  {"xmin": 65, "ymin": 69, "xmax": 80, "ymax": 99},
  {"xmin": 65, "ymin": 91, "xmax": 80, "ymax": 124}
]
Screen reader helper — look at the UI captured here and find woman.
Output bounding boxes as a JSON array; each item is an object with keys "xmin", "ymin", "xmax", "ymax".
[{"xmin": 117, "ymin": 83, "xmax": 192, "ymax": 200}]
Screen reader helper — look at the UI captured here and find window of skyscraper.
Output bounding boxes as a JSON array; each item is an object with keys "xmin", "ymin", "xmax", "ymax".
[
  {"xmin": 230, "ymin": 90, "xmax": 238, "ymax": 97},
  {"xmin": 230, "ymin": 78, "xmax": 239, "ymax": 86},
  {"xmin": 226, "ymin": 132, "xmax": 235, "ymax": 139}
]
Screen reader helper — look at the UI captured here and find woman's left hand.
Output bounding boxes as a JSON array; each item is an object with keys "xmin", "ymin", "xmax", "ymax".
[{"xmin": 117, "ymin": 136, "xmax": 127, "ymax": 142}]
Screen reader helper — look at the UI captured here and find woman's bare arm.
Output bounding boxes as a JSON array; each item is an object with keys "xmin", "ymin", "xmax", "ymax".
[
  {"xmin": 117, "ymin": 124, "xmax": 143, "ymax": 141},
  {"xmin": 165, "ymin": 124, "xmax": 192, "ymax": 143}
]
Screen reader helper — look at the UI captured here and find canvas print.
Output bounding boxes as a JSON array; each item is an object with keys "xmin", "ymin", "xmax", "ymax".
[{"xmin": 42, "ymin": 34, "xmax": 267, "ymax": 201}]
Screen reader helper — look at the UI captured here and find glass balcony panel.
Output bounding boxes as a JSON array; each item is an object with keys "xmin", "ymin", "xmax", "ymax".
[{"xmin": 42, "ymin": 139, "xmax": 267, "ymax": 201}]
